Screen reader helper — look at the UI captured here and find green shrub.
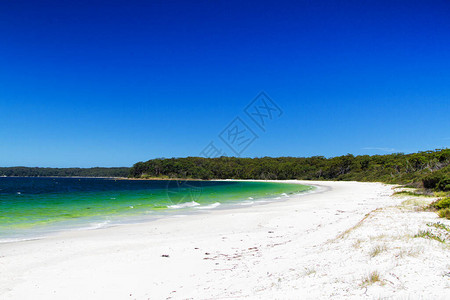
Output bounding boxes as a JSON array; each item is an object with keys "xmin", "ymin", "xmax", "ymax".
[
  {"xmin": 423, "ymin": 173, "xmax": 444, "ymax": 189},
  {"xmin": 422, "ymin": 164, "xmax": 450, "ymax": 191},
  {"xmin": 438, "ymin": 208, "xmax": 450, "ymax": 220},
  {"xmin": 437, "ymin": 177, "xmax": 450, "ymax": 191},
  {"xmin": 432, "ymin": 197, "xmax": 450, "ymax": 209}
]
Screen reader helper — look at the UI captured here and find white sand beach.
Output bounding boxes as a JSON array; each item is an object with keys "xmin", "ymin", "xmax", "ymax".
[{"xmin": 1, "ymin": 180, "xmax": 449, "ymax": 299}]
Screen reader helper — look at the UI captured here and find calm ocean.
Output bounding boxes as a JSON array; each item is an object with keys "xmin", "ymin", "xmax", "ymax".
[{"xmin": 0, "ymin": 177, "xmax": 312, "ymax": 242}]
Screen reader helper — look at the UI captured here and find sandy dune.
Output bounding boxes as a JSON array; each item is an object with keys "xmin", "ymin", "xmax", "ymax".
[{"xmin": 1, "ymin": 180, "xmax": 449, "ymax": 299}]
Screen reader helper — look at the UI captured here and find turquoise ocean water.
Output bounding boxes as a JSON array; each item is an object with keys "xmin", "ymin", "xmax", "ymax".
[{"xmin": 0, "ymin": 177, "xmax": 312, "ymax": 242}]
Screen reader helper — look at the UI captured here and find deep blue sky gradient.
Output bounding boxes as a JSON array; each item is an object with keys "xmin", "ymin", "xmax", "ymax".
[{"xmin": 1, "ymin": 0, "xmax": 449, "ymax": 167}]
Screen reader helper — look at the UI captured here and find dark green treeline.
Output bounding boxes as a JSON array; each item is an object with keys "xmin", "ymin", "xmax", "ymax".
[
  {"xmin": 130, "ymin": 149, "xmax": 450, "ymax": 191},
  {"xmin": 0, "ymin": 167, "xmax": 129, "ymax": 178}
]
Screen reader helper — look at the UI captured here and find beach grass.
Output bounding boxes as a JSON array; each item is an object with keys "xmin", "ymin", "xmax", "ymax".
[{"xmin": 360, "ymin": 271, "xmax": 382, "ymax": 287}]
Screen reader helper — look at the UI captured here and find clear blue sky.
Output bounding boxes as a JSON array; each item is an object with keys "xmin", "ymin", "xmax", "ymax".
[{"xmin": 1, "ymin": 0, "xmax": 449, "ymax": 167}]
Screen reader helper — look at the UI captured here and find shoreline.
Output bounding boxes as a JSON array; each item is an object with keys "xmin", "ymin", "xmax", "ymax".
[
  {"xmin": 0, "ymin": 180, "xmax": 314, "ymax": 244},
  {"xmin": 1, "ymin": 180, "xmax": 448, "ymax": 299}
]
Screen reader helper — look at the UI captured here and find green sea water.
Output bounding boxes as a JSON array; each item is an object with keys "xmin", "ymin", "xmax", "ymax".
[{"xmin": 0, "ymin": 178, "xmax": 312, "ymax": 241}]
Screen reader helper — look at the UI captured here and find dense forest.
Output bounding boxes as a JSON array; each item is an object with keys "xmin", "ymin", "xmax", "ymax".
[
  {"xmin": 130, "ymin": 149, "xmax": 450, "ymax": 191},
  {"xmin": 0, "ymin": 167, "xmax": 130, "ymax": 178}
]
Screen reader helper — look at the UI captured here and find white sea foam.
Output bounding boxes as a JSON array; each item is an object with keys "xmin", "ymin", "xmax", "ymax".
[
  {"xmin": 86, "ymin": 220, "xmax": 111, "ymax": 230},
  {"xmin": 248, "ymin": 197, "xmax": 254, "ymax": 200},
  {"xmin": 0, "ymin": 237, "xmax": 41, "ymax": 244},
  {"xmin": 281, "ymin": 193, "xmax": 289, "ymax": 197},
  {"xmin": 195, "ymin": 202, "xmax": 221, "ymax": 210},
  {"xmin": 168, "ymin": 201, "xmax": 200, "ymax": 209}
]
